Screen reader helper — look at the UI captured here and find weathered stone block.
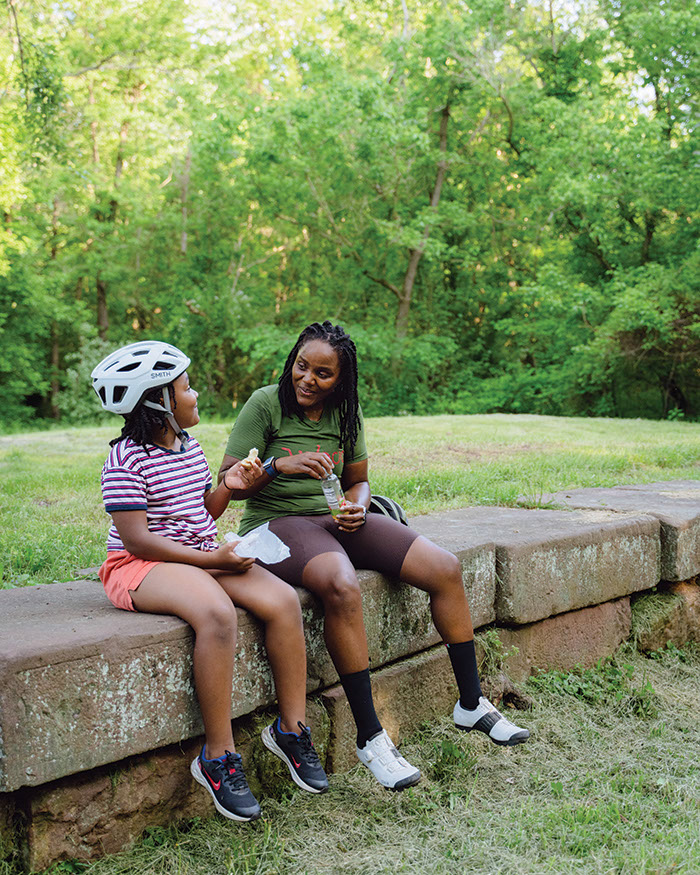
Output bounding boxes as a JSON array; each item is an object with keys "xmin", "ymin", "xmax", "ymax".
[
  {"xmin": 24, "ymin": 738, "xmax": 206, "ymax": 870},
  {"xmin": 483, "ymin": 506, "xmax": 656, "ymax": 623},
  {"xmin": 322, "ymin": 647, "xmax": 458, "ymax": 773},
  {"xmin": 410, "ymin": 507, "xmax": 657, "ymax": 625},
  {"xmin": 539, "ymin": 481, "xmax": 700, "ymax": 581},
  {"xmin": 0, "ymin": 581, "xmax": 275, "ymax": 793},
  {"xmin": 498, "ymin": 597, "xmax": 632, "ymax": 681},
  {"xmin": 669, "ymin": 581, "xmax": 700, "ymax": 641},
  {"xmin": 410, "ymin": 512, "xmax": 497, "ymax": 630},
  {"xmin": 0, "ymin": 521, "xmax": 494, "ymax": 793}
]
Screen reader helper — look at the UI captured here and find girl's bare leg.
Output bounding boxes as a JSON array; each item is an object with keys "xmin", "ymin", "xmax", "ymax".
[
  {"xmin": 131, "ymin": 563, "xmax": 238, "ymax": 758},
  {"xmin": 212, "ymin": 564, "xmax": 307, "ymax": 733}
]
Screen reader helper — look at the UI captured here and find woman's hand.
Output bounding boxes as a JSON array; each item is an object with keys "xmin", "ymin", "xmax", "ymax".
[
  {"xmin": 274, "ymin": 452, "xmax": 334, "ymax": 479},
  {"xmin": 203, "ymin": 541, "xmax": 255, "ymax": 574},
  {"xmin": 223, "ymin": 458, "xmax": 264, "ymax": 491},
  {"xmin": 335, "ymin": 501, "xmax": 367, "ymax": 533}
]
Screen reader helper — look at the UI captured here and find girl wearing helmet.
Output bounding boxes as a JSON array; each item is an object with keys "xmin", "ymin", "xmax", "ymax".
[
  {"xmin": 219, "ymin": 322, "xmax": 530, "ymax": 792},
  {"xmin": 92, "ymin": 341, "xmax": 328, "ymax": 823}
]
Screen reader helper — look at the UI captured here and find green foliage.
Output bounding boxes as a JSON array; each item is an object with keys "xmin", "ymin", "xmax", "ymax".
[
  {"xmin": 475, "ymin": 627, "xmax": 519, "ymax": 678},
  {"xmin": 57, "ymin": 334, "xmax": 114, "ymax": 424},
  {"xmin": 528, "ymin": 657, "xmax": 659, "ymax": 719},
  {"xmin": 1, "ymin": 0, "xmax": 698, "ymax": 426},
  {"xmin": 647, "ymin": 640, "xmax": 698, "ymax": 663}
]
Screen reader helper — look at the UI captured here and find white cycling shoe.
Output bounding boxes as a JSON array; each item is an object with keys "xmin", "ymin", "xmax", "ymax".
[
  {"xmin": 356, "ymin": 730, "xmax": 421, "ymax": 790},
  {"xmin": 454, "ymin": 696, "xmax": 530, "ymax": 746}
]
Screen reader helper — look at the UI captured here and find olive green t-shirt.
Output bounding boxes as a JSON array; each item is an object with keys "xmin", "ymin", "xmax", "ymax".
[{"xmin": 225, "ymin": 385, "xmax": 368, "ymax": 535}]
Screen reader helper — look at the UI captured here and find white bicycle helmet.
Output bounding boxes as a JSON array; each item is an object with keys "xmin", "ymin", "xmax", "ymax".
[{"xmin": 91, "ymin": 341, "xmax": 191, "ymax": 447}]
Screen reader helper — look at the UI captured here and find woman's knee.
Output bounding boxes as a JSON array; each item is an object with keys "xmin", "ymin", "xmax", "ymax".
[
  {"xmin": 312, "ymin": 568, "xmax": 362, "ymax": 615},
  {"xmin": 436, "ymin": 548, "xmax": 462, "ymax": 582},
  {"xmin": 403, "ymin": 539, "xmax": 463, "ymax": 594}
]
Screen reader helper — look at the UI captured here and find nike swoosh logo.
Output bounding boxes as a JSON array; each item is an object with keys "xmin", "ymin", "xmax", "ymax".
[
  {"xmin": 202, "ymin": 768, "xmax": 221, "ymax": 791},
  {"xmin": 292, "ymin": 757, "xmax": 301, "ymax": 768}
]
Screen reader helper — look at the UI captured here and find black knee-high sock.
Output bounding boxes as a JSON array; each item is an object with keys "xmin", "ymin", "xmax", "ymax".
[
  {"xmin": 339, "ymin": 668, "xmax": 383, "ymax": 748},
  {"xmin": 446, "ymin": 640, "xmax": 483, "ymax": 710}
]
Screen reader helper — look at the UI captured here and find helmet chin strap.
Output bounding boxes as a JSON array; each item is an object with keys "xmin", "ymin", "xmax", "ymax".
[{"xmin": 143, "ymin": 390, "xmax": 189, "ymax": 450}]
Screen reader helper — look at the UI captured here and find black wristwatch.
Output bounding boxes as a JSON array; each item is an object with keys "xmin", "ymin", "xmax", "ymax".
[{"xmin": 262, "ymin": 456, "xmax": 279, "ymax": 479}]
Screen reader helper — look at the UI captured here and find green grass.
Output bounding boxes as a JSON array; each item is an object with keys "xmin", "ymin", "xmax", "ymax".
[
  {"xmin": 1, "ymin": 414, "xmax": 699, "ymax": 587},
  {"xmin": 20, "ymin": 644, "xmax": 700, "ymax": 875}
]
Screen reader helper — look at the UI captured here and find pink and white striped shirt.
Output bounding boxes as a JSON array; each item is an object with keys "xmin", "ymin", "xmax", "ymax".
[{"xmin": 100, "ymin": 436, "xmax": 218, "ymax": 552}]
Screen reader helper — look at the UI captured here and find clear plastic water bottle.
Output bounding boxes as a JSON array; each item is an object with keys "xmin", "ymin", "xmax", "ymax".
[{"xmin": 321, "ymin": 472, "xmax": 345, "ymax": 517}]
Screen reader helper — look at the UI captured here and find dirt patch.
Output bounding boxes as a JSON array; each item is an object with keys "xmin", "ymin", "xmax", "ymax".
[{"xmin": 374, "ymin": 443, "xmax": 554, "ymax": 467}]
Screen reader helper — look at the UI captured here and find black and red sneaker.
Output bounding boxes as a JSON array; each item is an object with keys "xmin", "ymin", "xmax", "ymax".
[
  {"xmin": 190, "ymin": 749, "xmax": 261, "ymax": 822},
  {"xmin": 261, "ymin": 719, "xmax": 329, "ymax": 794}
]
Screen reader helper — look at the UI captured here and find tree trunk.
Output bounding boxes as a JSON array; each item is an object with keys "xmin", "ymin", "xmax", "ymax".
[
  {"xmin": 395, "ymin": 103, "xmax": 450, "ymax": 338},
  {"xmin": 50, "ymin": 325, "xmax": 60, "ymax": 419},
  {"xmin": 181, "ymin": 145, "xmax": 191, "ymax": 255},
  {"xmin": 97, "ymin": 274, "xmax": 108, "ymax": 339}
]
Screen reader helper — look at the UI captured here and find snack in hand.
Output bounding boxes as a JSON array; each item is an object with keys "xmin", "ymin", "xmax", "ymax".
[{"xmin": 241, "ymin": 447, "xmax": 259, "ymax": 469}]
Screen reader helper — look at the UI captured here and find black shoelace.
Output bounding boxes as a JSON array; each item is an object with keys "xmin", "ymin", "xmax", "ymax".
[
  {"xmin": 295, "ymin": 722, "xmax": 321, "ymax": 766},
  {"xmin": 221, "ymin": 752, "xmax": 251, "ymax": 792}
]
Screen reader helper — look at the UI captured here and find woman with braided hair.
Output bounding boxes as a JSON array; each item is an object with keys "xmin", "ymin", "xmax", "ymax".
[{"xmin": 219, "ymin": 321, "xmax": 529, "ymax": 790}]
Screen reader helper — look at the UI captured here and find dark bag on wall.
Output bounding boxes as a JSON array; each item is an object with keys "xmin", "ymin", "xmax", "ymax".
[{"xmin": 368, "ymin": 495, "xmax": 408, "ymax": 526}]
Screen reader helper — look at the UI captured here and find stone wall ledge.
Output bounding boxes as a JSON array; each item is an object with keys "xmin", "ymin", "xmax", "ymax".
[
  {"xmin": 413, "ymin": 506, "xmax": 660, "ymax": 624},
  {"xmin": 0, "ymin": 530, "xmax": 495, "ymax": 795},
  {"xmin": 1, "ymin": 480, "xmax": 698, "ymax": 798},
  {"xmin": 537, "ymin": 480, "xmax": 700, "ymax": 581}
]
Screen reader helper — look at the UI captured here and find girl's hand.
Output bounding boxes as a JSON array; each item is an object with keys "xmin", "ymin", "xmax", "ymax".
[
  {"xmin": 274, "ymin": 452, "xmax": 333, "ymax": 479},
  {"xmin": 223, "ymin": 458, "xmax": 264, "ymax": 491},
  {"xmin": 335, "ymin": 501, "xmax": 367, "ymax": 533},
  {"xmin": 205, "ymin": 541, "xmax": 255, "ymax": 573}
]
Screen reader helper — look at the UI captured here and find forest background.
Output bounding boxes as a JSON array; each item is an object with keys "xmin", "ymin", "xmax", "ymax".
[{"xmin": 1, "ymin": 0, "xmax": 698, "ymax": 428}]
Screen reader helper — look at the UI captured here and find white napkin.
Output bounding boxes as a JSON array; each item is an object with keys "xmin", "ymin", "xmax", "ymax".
[{"xmin": 223, "ymin": 523, "xmax": 291, "ymax": 564}]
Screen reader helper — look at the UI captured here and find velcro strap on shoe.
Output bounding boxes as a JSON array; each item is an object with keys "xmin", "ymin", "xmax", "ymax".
[{"xmin": 471, "ymin": 710, "xmax": 503, "ymax": 735}]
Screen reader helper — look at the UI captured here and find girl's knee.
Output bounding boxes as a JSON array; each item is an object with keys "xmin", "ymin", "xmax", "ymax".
[
  {"xmin": 196, "ymin": 598, "xmax": 237, "ymax": 642},
  {"xmin": 273, "ymin": 582, "xmax": 303, "ymax": 620}
]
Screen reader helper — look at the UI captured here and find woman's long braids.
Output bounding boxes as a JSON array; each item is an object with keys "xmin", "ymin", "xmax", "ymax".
[
  {"xmin": 278, "ymin": 321, "xmax": 360, "ymax": 451},
  {"xmin": 109, "ymin": 382, "xmax": 177, "ymax": 449}
]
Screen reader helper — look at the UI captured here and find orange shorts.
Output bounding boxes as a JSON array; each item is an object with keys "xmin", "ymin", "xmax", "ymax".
[{"xmin": 99, "ymin": 550, "xmax": 162, "ymax": 612}]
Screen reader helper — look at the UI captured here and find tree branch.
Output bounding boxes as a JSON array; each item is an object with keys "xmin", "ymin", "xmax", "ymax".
[
  {"xmin": 362, "ymin": 271, "xmax": 401, "ymax": 299},
  {"xmin": 6, "ymin": 0, "xmax": 29, "ymax": 107},
  {"xmin": 500, "ymin": 95, "xmax": 521, "ymax": 156}
]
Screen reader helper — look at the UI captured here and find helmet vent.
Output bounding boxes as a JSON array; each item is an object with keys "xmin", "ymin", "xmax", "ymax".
[{"xmin": 91, "ymin": 341, "xmax": 190, "ymax": 414}]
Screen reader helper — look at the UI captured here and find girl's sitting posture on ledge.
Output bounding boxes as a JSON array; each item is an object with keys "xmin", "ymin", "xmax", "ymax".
[
  {"xmin": 219, "ymin": 321, "xmax": 530, "ymax": 792},
  {"xmin": 91, "ymin": 341, "xmax": 328, "ymax": 822}
]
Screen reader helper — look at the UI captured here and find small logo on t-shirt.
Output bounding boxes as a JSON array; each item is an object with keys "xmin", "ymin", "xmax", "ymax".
[{"xmin": 280, "ymin": 446, "xmax": 344, "ymax": 465}]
